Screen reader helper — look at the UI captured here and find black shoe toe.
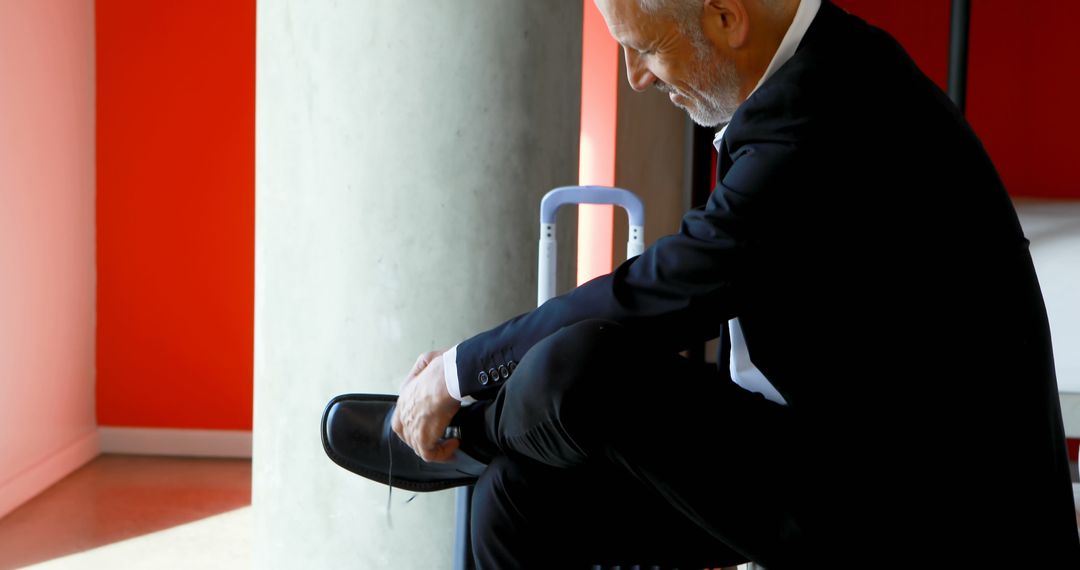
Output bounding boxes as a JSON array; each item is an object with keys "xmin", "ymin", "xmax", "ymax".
[{"xmin": 321, "ymin": 393, "xmax": 485, "ymax": 492}]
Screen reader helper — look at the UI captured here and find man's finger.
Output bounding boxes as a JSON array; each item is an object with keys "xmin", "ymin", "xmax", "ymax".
[
  {"xmin": 419, "ymin": 438, "xmax": 460, "ymax": 463},
  {"xmin": 408, "ymin": 350, "xmax": 440, "ymax": 378},
  {"xmin": 390, "ymin": 407, "xmax": 405, "ymax": 440},
  {"xmin": 414, "ymin": 417, "xmax": 458, "ymax": 462},
  {"xmin": 406, "ymin": 349, "xmax": 446, "ymax": 382},
  {"xmin": 408, "ymin": 353, "xmax": 428, "ymax": 376}
]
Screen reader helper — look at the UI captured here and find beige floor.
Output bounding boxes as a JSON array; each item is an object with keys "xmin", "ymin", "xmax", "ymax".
[{"xmin": 0, "ymin": 454, "xmax": 251, "ymax": 570}]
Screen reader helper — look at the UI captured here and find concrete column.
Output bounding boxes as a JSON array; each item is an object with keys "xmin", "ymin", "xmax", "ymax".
[{"xmin": 254, "ymin": 2, "xmax": 581, "ymax": 568}]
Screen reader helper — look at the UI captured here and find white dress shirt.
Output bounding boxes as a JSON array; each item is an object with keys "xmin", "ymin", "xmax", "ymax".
[{"xmin": 445, "ymin": 0, "xmax": 821, "ymax": 405}]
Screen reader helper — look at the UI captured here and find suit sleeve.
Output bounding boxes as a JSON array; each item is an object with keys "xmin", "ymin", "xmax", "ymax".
[{"xmin": 454, "ymin": 138, "xmax": 800, "ymax": 400}]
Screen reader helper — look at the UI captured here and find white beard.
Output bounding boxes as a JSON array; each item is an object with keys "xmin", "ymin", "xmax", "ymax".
[
  {"xmin": 656, "ymin": 29, "xmax": 744, "ymax": 127},
  {"xmin": 684, "ymin": 51, "xmax": 743, "ymax": 127},
  {"xmin": 669, "ymin": 43, "xmax": 743, "ymax": 128}
]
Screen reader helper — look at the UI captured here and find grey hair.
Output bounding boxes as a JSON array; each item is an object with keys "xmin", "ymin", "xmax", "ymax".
[
  {"xmin": 637, "ymin": 0, "xmax": 787, "ymax": 18},
  {"xmin": 636, "ymin": 0, "xmax": 697, "ymax": 25},
  {"xmin": 636, "ymin": 0, "xmax": 788, "ymax": 50},
  {"xmin": 634, "ymin": 0, "xmax": 712, "ymax": 50}
]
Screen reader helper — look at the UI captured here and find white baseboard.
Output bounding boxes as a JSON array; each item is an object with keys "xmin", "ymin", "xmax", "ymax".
[
  {"xmin": 97, "ymin": 427, "xmax": 252, "ymax": 458},
  {"xmin": 0, "ymin": 430, "xmax": 100, "ymax": 520}
]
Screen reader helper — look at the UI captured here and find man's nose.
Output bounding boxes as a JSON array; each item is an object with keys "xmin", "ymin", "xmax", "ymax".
[{"xmin": 624, "ymin": 49, "xmax": 656, "ymax": 92}]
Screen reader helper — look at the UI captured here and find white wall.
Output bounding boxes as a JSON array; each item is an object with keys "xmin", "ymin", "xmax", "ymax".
[
  {"xmin": 254, "ymin": 1, "xmax": 581, "ymax": 568},
  {"xmin": 1015, "ymin": 199, "xmax": 1080, "ymax": 394},
  {"xmin": 1014, "ymin": 199, "xmax": 1080, "ymax": 438},
  {"xmin": 0, "ymin": 0, "xmax": 98, "ymax": 519}
]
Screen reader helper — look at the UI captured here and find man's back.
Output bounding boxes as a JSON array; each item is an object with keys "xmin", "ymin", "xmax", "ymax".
[{"xmin": 717, "ymin": 2, "xmax": 1078, "ymax": 562}]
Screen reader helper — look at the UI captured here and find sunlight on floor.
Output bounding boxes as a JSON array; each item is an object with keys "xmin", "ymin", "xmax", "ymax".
[
  {"xmin": 21, "ymin": 507, "xmax": 251, "ymax": 570},
  {"xmin": 0, "ymin": 455, "xmax": 250, "ymax": 570}
]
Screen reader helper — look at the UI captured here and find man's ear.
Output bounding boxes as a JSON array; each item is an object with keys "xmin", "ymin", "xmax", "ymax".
[{"xmin": 702, "ymin": 0, "xmax": 750, "ymax": 50}]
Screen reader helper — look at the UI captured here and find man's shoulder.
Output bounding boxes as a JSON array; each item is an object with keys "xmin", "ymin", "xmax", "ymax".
[{"xmin": 725, "ymin": 1, "xmax": 937, "ymax": 149}]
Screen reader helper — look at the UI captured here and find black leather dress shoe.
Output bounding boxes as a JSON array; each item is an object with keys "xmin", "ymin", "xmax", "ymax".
[{"xmin": 321, "ymin": 393, "xmax": 487, "ymax": 492}]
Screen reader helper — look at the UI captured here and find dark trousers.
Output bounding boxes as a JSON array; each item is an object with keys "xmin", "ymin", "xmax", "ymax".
[{"xmin": 457, "ymin": 320, "xmax": 800, "ymax": 569}]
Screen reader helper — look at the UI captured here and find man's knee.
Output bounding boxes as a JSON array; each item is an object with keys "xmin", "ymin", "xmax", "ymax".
[
  {"xmin": 513, "ymin": 319, "xmax": 626, "ymax": 398},
  {"xmin": 484, "ymin": 320, "xmax": 630, "ymax": 467}
]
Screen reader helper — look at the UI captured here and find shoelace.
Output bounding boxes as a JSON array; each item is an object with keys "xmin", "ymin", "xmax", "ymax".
[
  {"xmin": 386, "ymin": 439, "xmax": 393, "ymax": 526},
  {"xmin": 385, "ymin": 433, "xmax": 420, "ymax": 526},
  {"xmin": 386, "ymin": 425, "xmax": 460, "ymax": 525}
]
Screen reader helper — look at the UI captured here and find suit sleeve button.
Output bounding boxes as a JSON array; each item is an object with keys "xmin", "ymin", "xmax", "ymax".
[
  {"xmin": 507, "ymin": 360, "xmax": 517, "ymax": 373},
  {"xmin": 478, "ymin": 371, "xmax": 490, "ymax": 385},
  {"xmin": 488, "ymin": 368, "xmax": 500, "ymax": 383},
  {"xmin": 498, "ymin": 364, "xmax": 509, "ymax": 379}
]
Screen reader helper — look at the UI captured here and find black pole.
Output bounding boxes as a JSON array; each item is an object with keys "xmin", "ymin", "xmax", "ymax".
[{"xmin": 948, "ymin": 0, "xmax": 971, "ymax": 114}]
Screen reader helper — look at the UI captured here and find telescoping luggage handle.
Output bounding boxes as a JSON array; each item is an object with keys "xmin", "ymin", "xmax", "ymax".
[
  {"xmin": 538, "ymin": 186, "xmax": 646, "ymax": 304},
  {"xmin": 453, "ymin": 185, "xmax": 646, "ymax": 570}
]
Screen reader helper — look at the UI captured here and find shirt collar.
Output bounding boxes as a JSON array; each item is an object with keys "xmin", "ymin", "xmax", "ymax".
[{"xmin": 714, "ymin": 0, "xmax": 822, "ymax": 150}]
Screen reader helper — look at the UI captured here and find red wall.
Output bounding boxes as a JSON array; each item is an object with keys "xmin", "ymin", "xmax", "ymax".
[
  {"xmin": 96, "ymin": 0, "xmax": 255, "ymax": 430},
  {"xmin": 834, "ymin": 0, "xmax": 1080, "ymax": 199},
  {"xmin": 578, "ymin": 0, "xmax": 621, "ymax": 284}
]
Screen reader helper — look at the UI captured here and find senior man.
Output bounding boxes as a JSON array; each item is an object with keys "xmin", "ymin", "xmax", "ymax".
[{"xmin": 323, "ymin": 0, "xmax": 1080, "ymax": 567}]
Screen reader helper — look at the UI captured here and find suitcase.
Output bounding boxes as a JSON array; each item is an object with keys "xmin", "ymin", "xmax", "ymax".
[{"xmin": 453, "ymin": 185, "xmax": 646, "ymax": 570}]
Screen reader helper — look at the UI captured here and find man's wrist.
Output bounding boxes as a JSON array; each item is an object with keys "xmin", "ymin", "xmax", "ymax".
[{"xmin": 442, "ymin": 344, "xmax": 476, "ymax": 405}]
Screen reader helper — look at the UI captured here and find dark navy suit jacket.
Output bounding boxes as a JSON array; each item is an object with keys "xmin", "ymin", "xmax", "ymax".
[{"xmin": 455, "ymin": 1, "xmax": 1079, "ymax": 563}]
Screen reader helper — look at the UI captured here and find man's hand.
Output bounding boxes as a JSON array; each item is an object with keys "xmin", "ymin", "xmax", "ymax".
[{"xmin": 391, "ymin": 349, "xmax": 462, "ymax": 463}]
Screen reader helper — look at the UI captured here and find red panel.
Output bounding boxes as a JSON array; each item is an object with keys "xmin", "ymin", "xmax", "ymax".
[
  {"xmin": 832, "ymin": 0, "xmax": 950, "ymax": 90},
  {"xmin": 966, "ymin": 1, "xmax": 1080, "ymax": 199},
  {"xmin": 96, "ymin": 0, "xmax": 255, "ymax": 429},
  {"xmin": 835, "ymin": 0, "xmax": 1080, "ymax": 199}
]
